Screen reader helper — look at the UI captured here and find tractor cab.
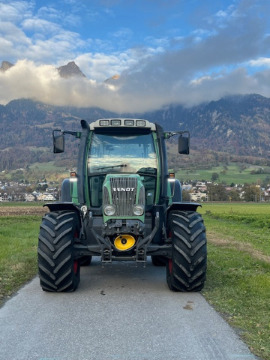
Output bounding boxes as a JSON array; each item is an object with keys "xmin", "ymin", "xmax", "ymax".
[{"xmin": 87, "ymin": 120, "xmax": 158, "ymax": 211}]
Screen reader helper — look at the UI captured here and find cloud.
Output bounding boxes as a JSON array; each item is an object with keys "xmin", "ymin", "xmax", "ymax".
[
  {"xmin": 1, "ymin": 0, "xmax": 270, "ymax": 113},
  {"xmin": 22, "ymin": 18, "xmax": 61, "ymax": 34},
  {"xmin": 75, "ymin": 51, "xmax": 137, "ymax": 81},
  {"xmin": 111, "ymin": 0, "xmax": 270, "ymax": 109},
  {"xmin": 1, "ymin": 58, "xmax": 270, "ymax": 114},
  {"xmin": 75, "ymin": 46, "xmax": 163, "ymax": 81},
  {"xmin": 249, "ymin": 57, "xmax": 270, "ymax": 67},
  {"xmin": 0, "ymin": 60, "xmax": 111, "ymax": 107},
  {"xmin": 0, "ymin": 1, "xmax": 86, "ymax": 64},
  {"xmin": 0, "ymin": 1, "xmax": 33, "ymax": 22}
]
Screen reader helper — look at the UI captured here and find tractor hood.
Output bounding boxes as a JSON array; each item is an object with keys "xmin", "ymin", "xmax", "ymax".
[{"xmin": 102, "ymin": 174, "xmax": 145, "ymax": 222}]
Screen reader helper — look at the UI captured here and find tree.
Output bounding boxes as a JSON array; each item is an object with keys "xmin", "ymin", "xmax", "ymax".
[
  {"xmin": 243, "ymin": 184, "xmax": 261, "ymax": 202},
  {"xmin": 207, "ymin": 184, "xmax": 228, "ymax": 201},
  {"xmin": 182, "ymin": 189, "xmax": 191, "ymax": 201},
  {"xmin": 211, "ymin": 172, "xmax": 219, "ymax": 182},
  {"xmin": 228, "ymin": 189, "xmax": 240, "ymax": 201}
]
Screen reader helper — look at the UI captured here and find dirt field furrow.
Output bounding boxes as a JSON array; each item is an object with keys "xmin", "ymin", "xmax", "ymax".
[{"xmin": 0, "ymin": 206, "xmax": 49, "ymax": 216}]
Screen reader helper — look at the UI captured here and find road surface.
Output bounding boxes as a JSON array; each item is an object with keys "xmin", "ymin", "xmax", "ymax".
[{"xmin": 0, "ymin": 259, "xmax": 259, "ymax": 360}]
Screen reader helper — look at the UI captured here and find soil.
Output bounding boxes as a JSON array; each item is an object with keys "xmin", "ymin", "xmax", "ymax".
[{"xmin": 0, "ymin": 206, "xmax": 49, "ymax": 216}]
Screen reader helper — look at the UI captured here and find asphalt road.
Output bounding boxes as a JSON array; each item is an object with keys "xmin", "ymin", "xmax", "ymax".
[{"xmin": 0, "ymin": 259, "xmax": 259, "ymax": 360}]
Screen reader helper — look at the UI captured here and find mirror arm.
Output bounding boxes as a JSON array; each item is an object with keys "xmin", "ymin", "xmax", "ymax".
[
  {"xmin": 63, "ymin": 130, "xmax": 81, "ymax": 138},
  {"xmin": 53, "ymin": 129, "xmax": 81, "ymax": 138},
  {"xmin": 165, "ymin": 131, "xmax": 190, "ymax": 139},
  {"xmin": 53, "ymin": 129, "xmax": 81, "ymax": 154}
]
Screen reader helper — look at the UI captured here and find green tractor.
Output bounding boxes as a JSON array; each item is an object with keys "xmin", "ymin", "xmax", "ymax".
[{"xmin": 38, "ymin": 118, "xmax": 207, "ymax": 292}]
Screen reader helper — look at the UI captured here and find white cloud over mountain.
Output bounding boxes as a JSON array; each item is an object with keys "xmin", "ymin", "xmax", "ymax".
[{"xmin": 1, "ymin": 0, "xmax": 270, "ymax": 112}]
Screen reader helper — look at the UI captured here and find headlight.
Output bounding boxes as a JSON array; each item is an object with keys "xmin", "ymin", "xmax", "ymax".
[
  {"xmin": 133, "ymin": 205, "xmax": 144, "ymax": 216},
  {"xmin": 104, "ymin": 205, "xmax": 116, "ymax": 216}
]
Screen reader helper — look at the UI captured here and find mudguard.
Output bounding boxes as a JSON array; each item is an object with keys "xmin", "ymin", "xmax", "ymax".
[
  {"xmin": 169, "ymin": 178, "xmax": 201, "ymax": 213},
  {"xmin": 167, "ymin": 202, "xmax": 201, "ymax": 213},
  {"xmin": 44, "ymin": 202, "xmax": 80, "ymax": 214}
]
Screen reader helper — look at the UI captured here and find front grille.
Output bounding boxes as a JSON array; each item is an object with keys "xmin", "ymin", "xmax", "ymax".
[{"xmin": 110, "ymin": 177, "xmax": 138, "ymax": 216}]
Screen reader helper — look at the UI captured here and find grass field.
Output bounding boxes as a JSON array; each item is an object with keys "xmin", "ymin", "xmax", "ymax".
[
  {"xmin": 0, "ymin": 161, "xmax": 69, "ymax": 183},
  {"xmin": 200, "ymin": 203, "xmax": 270, "ymax": 360},
  {"xmin": 177, "ymin": 163, "xmax": 270, "ymax": 184},
  {"xmin": 0, "ymin": 215, "xmax": 41, "ymax": 303},
  {"xmin": 0, "ymin": 203, "xmax": 269, "ymax": 359},
  {"xmin": 29, "ymin": 161, "xmax": 67, "ymax": 173}
]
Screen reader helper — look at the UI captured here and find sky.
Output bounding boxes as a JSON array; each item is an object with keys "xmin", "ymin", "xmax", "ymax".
[{"xmin": 1, "ymin": 0, "xmax": 270, "ymax": 113}]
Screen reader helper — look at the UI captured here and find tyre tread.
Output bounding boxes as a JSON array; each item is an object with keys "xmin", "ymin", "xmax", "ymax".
[
  {"xmin": 167, "ymin": 210, "xmax": 207, "ymax": 292},
  {"xmin": 38, "ymin": 211, "xmax": 80, "ymax": 292}
]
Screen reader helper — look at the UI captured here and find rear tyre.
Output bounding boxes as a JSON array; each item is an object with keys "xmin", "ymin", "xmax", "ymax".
[
  {"xmin": 166, "ymin": 211, "xmax": 207, "ymax": 292},
  {"xmin": 38, "ymin": 211, "xmax": 81, "ymax": 292},
  {"xmin": 151, "ymin": 255, "xmax": 166, "ymax": 266}
]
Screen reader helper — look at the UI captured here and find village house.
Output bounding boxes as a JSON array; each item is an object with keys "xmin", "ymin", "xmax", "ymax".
[{"xmin": 25, "ymin": 193, "xmax": 35, "ymax": 202}]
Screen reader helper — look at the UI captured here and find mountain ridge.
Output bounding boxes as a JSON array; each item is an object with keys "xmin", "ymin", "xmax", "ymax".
[
  {"xmin": 1, "ymin": 93, "xmax": 270, "ymax": 170},
  {"xmin": 1, "ymin": 58, "xmax": 270, "ymax": 168},
  {"xmin": 57, "ymin": 61, "xmax": 86, "ymax": 78},
  {"xmin": 0, "ymin": 61, "xmax": 14, "ymax": 72},
  {"xmin": 0, "ymin": 60, "xmax": 86, "ymax": 78}
]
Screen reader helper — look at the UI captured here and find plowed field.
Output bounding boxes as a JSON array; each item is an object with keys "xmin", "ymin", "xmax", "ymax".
[{"xmin": 0, "ymin": 206, "xmax": 48, "ymax": 216}]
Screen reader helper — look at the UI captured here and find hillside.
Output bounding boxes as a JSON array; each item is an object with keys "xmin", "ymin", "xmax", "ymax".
[
  {"xmin": 0, "ymin": 94, "xmax": 270, "ymax": 170},
  {"xmin": 144, "ymin": 94, "xmax": 270, "ymax": 156}
]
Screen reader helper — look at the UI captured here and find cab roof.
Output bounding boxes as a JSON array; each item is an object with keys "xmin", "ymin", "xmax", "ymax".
[{"xmin": 90, "ymin": 118, "xmax": 156, "ymax": 131}]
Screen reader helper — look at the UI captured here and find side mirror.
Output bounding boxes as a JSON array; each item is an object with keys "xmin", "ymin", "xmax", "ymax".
[
  {"xmin": 53, "ymin": 130, "xmax": 65, "ymax": 153},
  {"xmin": 178, "ymin": 136, "xmax": 189, "ymax": 154}
]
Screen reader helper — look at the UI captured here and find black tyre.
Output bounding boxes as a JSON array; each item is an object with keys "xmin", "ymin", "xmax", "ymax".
[
  {"xmin": 38, "ymin": 211, "xmax": 80, "ymax": 292},
  {"xmin": 151, "ymin": 255, "xmax": 166, "ymax": 266},
  {"xmin": 166, "ymin": 211, "xmax": 207, "ymax": 292}
]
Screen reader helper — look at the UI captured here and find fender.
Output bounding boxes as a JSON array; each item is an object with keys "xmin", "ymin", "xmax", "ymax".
[
  {"xmin": 44, "ymin": 202, "xmax": 80, "ymax": 214},
  {"xmin": 166, "ymin": 201, "xmax": 201, "ymax": 214}
]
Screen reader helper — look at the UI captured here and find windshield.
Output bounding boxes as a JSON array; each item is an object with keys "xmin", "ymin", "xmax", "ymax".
[{"xmin": 88, "ymin": 132, "xmax": 158, "ymax": 174}]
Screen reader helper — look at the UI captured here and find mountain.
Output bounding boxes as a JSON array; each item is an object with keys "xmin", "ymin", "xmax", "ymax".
[
  {"xmin": 0, "ymin": 60, "xmax": 85, "ymax": 78},
  {"xmin": 0, "ymin": 61, "xmax": 14, "ymax": 72},
  {"xmin": 0, "ymin": 94, "xmax": 270, "ymax": 170},
  {"xmin": 57, "ymin": 61, "xmax": 86, "ymax": 78},
  {"xmin": 144, "ymin": 94, "xmax": 270, "ymax": 156}
]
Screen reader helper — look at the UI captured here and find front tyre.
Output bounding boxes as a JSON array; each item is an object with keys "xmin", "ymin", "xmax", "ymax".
[
  {"xmin": 38, "ymin": 211, "xmax": 80, "ymax": 292},
  {"xmin": 166, "ymin": 211, "xmax": 207, "ymax": 292}
]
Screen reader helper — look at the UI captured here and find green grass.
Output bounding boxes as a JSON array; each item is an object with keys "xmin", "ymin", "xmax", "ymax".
[
  {"xmin": 177, "ymin": 163, "xmax": 270, "ymax": 184},
  {"xmin": 29, "ymin": 161, "xmax": 67, "ymax": 172},
  {"xmin": 0, "ymin": 161, "xmax": 68, "ymax": 183},
  {"xmin": 200, "ymin": 203, "xmax": 270, "ymax": 360},
  {"xmin": 204, "ymin": 244, "xmax": 269, "ymax": 359},
  {"xmin": 0, "ymin": 216, "xmax": 40, "ymax": 305},
  {"xmin": 200, "ymin": 203, "xmax": 270, "ymax": 254}
]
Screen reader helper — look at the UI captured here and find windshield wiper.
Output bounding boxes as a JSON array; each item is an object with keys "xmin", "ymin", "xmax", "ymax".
[
  {"xmin": 95, "ymin": 164, "xmax": 127, "ymax": 171},
  {"xmin": 137, "ymin": 167, "xmax": 157, "ymax": 175}
]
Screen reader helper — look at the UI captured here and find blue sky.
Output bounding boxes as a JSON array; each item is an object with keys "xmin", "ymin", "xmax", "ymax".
[{"xmin": 1, "ymin": 0, "xmax": 270, "ymax": 112}]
